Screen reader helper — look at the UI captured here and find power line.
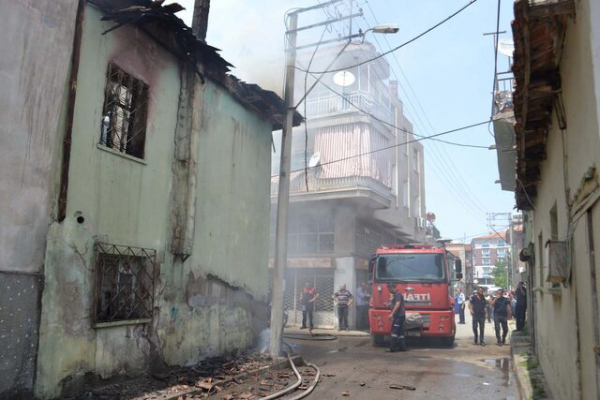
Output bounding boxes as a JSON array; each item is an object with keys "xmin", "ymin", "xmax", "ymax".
[
  {"xmin": 296, "ymin": 0, "xmax": 480, "ymax": 74},
  {"xmin": 490, "ymin": 0, "xmax": 502, "ymax": 119},
  {"xmin": 316, "ymin": 78, "xmax": 491, "ymax": 149},
  {"xmin": 298, "ymin": 0, "xmax": 489, "ymax": 221},
  {"xmin": 357, "ymin": 0, "xmax": 490, "ymax": 215},
  {"xmin": 272, "ymin": 119, "xmax": 491, "ymax": 178}
]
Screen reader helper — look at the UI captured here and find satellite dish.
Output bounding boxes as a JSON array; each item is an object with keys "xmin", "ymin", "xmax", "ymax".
[
  {"xmin": 498, "ymin": 39, "xmax": 514, "ymax": 57},
  {"xmin": 308, "ymin": 151, "xmax": 321, "ymax": 168},
  {"xmin": 333, "ymin": 70, "xmax": 355, "ymax": 87}
]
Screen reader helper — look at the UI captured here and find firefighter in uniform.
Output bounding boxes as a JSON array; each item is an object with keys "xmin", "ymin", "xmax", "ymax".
[{"xmin": 387, "ymin": 283, "xmax": 406, "ymax": 352}]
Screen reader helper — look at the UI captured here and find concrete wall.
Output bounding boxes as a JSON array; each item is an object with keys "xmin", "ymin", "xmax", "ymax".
[
  {"xmin": 36, "ymin": 6, "xmax": 181, "ymax": 397},
  {"xmin": 0, "ymin": 0, "xmax": 78, "ymax": 396},
  {"xmin": 157, "ymin": 80, "xmax": 272, "ymax": 367},
  {"xmin": 34, "ymin": 5, "xmax": 271, "ymax": 398},
  {"xmin": 374, "ymin": 101, "xmax": 426, "ymax": 242},
  {"xmin": 528, "ymin": 0, "xmax": 600, "ymax": 398}
]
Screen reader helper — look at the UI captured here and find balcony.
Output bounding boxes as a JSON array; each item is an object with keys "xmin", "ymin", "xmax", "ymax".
[
  {"xmin": 305, "ymin": 91, "xmax": 391, "ymax": 125},
  {"xmin": 271, "ymin": 173, "xmax": 394, "ymax": 209}
]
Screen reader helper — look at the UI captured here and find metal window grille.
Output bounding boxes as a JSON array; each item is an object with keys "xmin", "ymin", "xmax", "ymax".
[
  {"xmin": 99, "ymin": 63, "xmax": 149, "ymax": 159},
  {"xmin": 94, "ymin": 243, "xmax": 156, "ymax": 323}
]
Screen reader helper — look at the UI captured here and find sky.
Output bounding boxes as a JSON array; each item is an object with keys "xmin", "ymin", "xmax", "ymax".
[{"xmin": 170, "ymin": 0, "xmax": 516, "ymax": 242}]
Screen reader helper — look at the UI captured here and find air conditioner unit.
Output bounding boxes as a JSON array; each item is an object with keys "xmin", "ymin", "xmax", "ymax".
[{"xmin": 545, "ymin": 240, "xmax": 568, "ymax": 283}]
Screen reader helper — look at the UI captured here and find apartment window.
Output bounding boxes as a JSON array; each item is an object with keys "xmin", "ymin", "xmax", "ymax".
[
  {"xmin": 481, "ymin": 240, "xmax": 490, "ymax": 248},
  {"xmin": 497, "ymin": 248, "xmax": 506, "ymax": 257},
  {"xmin": 497, "ymin": 239, "xmax": 506, "ymax": 247},
  {"xmin": 538, "ymin": 232, "xmax": 544, "ymax": 287},
  {"xmin": 391, "ymin": 163, "xmax": 398, "ymax": 194},
  {"xmin": 100, "ymin": 63, "xmax": 149, "ymax": 159},
  {"xmin": 550, "ymin": 203, "xmax": 558, "ymax": 240},
  {"xmin": 482, "ymin": 258, "xmax": 491, "ymax": 265},
  {"xmin": 412, "ymin": 150, "xmax": 419, "ymax": 172},
  {"xmin": 482, "ymin": 248, "xmax": 491, "ymax": 257},
  {"xmin": 288, "ymin": 214, "xmax": 334, "ymax": 254},
  {"xmin": 95, "ymin": 243, "xmax": 156, "ymax": 323}
]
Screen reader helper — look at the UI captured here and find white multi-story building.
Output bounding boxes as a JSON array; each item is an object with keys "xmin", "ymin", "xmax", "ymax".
[{"xmin": 270, "ymin": 42, "xmax": 427, "ymax": 328}]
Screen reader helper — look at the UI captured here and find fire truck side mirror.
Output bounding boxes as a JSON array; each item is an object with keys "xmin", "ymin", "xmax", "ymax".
[
  {"xmin": 368, "ymin": 257, "xmax": 375, "ymax": 277},
  {"xmin": 455, "ymin": 259, "xmax": 462, "ymax": 273}
]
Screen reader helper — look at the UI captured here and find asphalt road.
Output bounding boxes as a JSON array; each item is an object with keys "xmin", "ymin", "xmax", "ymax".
[{"xmin": 285, "ymin": 313, "xmax": 519, "ymax": 400}]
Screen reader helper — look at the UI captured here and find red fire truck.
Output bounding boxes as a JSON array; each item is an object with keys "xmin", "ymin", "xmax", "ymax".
[{"xmin": 368, "ymin": 243, "xmax": 462, "ymax": 347}]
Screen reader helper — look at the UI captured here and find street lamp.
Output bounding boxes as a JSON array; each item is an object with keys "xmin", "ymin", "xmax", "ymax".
[
  {"xmin": 360, "ymin": 24, "xmax": 400, "ymax": 43},
  {"xmin": 370, "ymin": 24, "xmax": 400, "ymax": 34}
]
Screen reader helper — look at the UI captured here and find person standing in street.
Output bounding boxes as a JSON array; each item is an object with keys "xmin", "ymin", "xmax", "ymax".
[
  {"xmin": 299, "ymin": 281, "xmax": 319, "ymax": 330},
  {"xmin": 355, "ymin": 283, "xmax": 371, "ymax": 331},
  {"xmin": 515, "ymin": 281, "xmax": 527, "ymax": 331},
  {"xmin": 387, "ymin": 283, "xmax": 406, "ymax": 352},
  {"xmin": 469, "ymin": 286, "xmax": 488, "ymax": 345},
  {"xmin": 491, "ymin": 288, "xmax": 512, "ymax": 345},
  {"xmin": 456, "ymin": 288, "xmax": 466, "ymax": 324},
  {"xmin": 332, "ymin": 284, "xmax": 353, "ymax": 331}
]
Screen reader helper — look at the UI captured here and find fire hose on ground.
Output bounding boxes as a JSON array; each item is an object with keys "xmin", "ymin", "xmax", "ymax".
[
  {"xmin": 259, "ymin": 354, "xmax": 321, "ymax": 400},
  {"xmin": 282, "ymin": 331, "xmax": 338, "ymax": 341}
]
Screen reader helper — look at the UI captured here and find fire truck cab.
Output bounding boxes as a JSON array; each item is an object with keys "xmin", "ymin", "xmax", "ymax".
[{"xmin": 368, "ymin": 243, "xmax": 463, "ymax": 347}]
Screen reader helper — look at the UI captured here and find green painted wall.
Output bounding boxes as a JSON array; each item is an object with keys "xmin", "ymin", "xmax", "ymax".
[
  {"xmin": 36, "ymin": 5, "xmax": 272, "ymax": 398},
  {"xmin": 193, "ymin": 82, "xmax": 272, "ymax": 299}
]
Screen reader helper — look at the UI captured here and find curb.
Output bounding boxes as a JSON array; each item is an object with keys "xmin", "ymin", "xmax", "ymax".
[{"xmin": 510, "ymin": 330, "xmax": 552, "ymax": 399}]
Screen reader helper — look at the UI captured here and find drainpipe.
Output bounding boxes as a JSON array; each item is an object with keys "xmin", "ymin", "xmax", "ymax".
[
  {"xmin": 58, "ymin": 0, "xmax": 86, "ymax": 222},
  {"xmin": 170, "ymin": 1, "xmax": 208, "ymax": 259}
]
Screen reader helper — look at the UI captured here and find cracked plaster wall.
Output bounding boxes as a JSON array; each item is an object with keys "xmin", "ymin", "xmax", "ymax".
[{"xmin": 34, "ymin": 5, "xmax": 270, "ymax": 398}]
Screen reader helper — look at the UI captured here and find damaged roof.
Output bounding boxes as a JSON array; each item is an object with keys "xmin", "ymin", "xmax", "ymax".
[
  {"xmin": 90, "ymin": 0, "xmax": 302, "ymax": 130},
  {"xmin": 510, "ymin": 0, "xmax": 574, "ymax": 210}
]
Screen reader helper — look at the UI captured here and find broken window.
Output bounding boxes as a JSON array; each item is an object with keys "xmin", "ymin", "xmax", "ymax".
[
  {"xmin": 94, "ymin": 243, "xmax": 156, "ymax": 323},
  {"xmin": 100, "ymin": 63, "xmax": 149, "ymax": 159}
]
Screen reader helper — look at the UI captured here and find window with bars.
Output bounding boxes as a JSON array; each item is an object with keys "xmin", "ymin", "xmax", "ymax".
[
  {"xmin": 99, "ymin": 63, "xmax": 149, "ymax": 159},
  {"xmin": 94, "ymin": 243, "xmax": 156, "ymax": 323}
]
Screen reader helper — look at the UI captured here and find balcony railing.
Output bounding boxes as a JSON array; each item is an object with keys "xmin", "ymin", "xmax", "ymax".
[
  {"xmin": 271, "ymin": 173, "xmax": 394, "ymax": 202},
  {"xmin": 305, "ymin": 91, "xmax": 391, "ymax": 124}
]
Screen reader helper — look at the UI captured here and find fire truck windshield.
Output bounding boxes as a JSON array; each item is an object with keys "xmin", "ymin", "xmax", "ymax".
[{"xmin": 375, "ymin": 253, "xmax": 445, "ymax": 282}]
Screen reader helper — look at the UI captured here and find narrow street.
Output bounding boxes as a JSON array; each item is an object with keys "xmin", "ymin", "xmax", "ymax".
[{"xmin": 285, "ymin": 315, "xmax": 518, "ymax": 399}]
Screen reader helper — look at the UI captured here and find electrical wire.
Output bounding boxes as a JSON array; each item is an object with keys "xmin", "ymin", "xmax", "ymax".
[
  {"xmin": 303, "ymin": 25, "xmax": 332, "ymax": 191},
  {"xmin": 294, "ymin": 0, "xmax": 489, "ymax": 222},
  {"xmin": 358, "ymin": 0, "xmax": 491, "ymax": 215},
  {"xmin": 489, "ymin": 0, "xmax": 502, "ymax": 122},
  {"xmin": 295, "ymin": 0, "xmax": 480, "ymax": 75},
  {"xmin": 317, "ymin": 79, "xmax": 490, "ymax": 149},
  {"xmin": 271, "ymin": 119, "xmax": 492, "ymax": 178}
]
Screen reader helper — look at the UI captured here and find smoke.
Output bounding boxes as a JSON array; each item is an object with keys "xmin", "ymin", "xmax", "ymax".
[
  {"xmin": 257, "ymin": 328, "xmax": 271, "ymax": 353},
  {"xmin": 167, "ymin": 0, "xmax": 349, "ymax": 94}
]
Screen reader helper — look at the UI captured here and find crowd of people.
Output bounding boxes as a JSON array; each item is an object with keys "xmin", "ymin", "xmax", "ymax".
[
  {"xmin": 457, "ymin": 282, "xmax": 528, "ymax": 346},
  {"xmin": 297, "ymin": 280, "xmax": 527, "ymax": 353}
]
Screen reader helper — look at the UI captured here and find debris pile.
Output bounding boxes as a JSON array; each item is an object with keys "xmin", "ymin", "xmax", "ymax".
[{"xmin": 67, "ymin": 352, "xmax": 293, "ymax": 400}]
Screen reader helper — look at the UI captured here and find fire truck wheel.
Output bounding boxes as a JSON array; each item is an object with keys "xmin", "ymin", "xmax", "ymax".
[
  {"xmin": 372, "ymin": 334, "xmax": 385, "ymax": 347},
  {"xmin": 441, "ymin": 335, "xmax": 455, "ymax": 347}
]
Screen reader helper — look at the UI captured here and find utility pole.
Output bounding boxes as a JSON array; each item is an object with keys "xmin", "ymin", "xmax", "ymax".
[
  {"xmin": 270, "ymin": 0, "xmax": 369, "ymax": 357},
  {"xmin": 270, "ymin": 10, "xmax": 298, "ymax": 358},
  {"xmin": 192, "ymin": 0, "xmax": 210, "ymax": 41},
  {"xmin": 487, "ymin": 211, "xmax": 512, "ymax": 289}
]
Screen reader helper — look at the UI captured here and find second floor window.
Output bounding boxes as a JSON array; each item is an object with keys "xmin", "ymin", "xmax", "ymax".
[
  {"xmin": 288, "ymin": 214, "xmax": 334, "ymax": 254},
  {"xmin": 482, "ymin": 258, "xmax": 491, "ymax": 265},
  {"xmin": 413, "ymin": 150, "xmax": 419, "ymax": 172},
  {"xmin": 100, "ymin": 63, "xmax": 149, "ymax": 159}
]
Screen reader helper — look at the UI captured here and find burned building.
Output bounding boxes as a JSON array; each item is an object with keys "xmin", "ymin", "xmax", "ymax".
[{"xmin": 0, "ymin": 0, "xmax": 298, "ymax": 398}]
